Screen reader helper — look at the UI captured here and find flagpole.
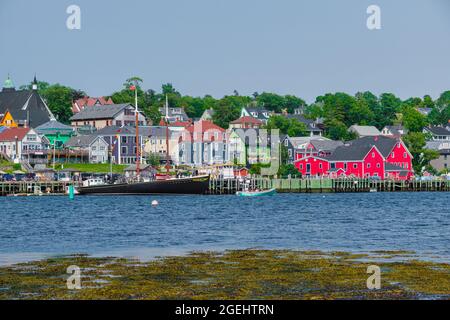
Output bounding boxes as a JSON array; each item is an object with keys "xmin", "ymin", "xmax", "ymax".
[
  {"xmin": 135, "ymin": 86, "xmax": 140, "ymax": 179},
  {"xmin": 165, "ymin": 95, "xmax": 170, "ymax": 174}
]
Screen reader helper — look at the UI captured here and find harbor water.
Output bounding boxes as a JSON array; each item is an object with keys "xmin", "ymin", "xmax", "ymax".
[{"xmin": 0, "ymin": 192, "xmax": 449, "ymax": 265}]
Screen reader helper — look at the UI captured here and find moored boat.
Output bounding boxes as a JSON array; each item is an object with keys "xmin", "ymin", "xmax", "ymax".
[
  {"xmin": 236, "ymin": 188, "xmax": 276, "ymax": 197},
  {"xmin": 77, "ymin": 175, "xmax": 210, "ymax": 195}
]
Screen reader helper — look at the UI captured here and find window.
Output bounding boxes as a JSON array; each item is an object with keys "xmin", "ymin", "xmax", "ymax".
[
  {"xmin": 391, "ymin": 152, "xmax": 395, "ymax": 158},
  {"xmin": 116, "ymin": 121, "xmax": 122, "ymax": 126},
  {"xmin": 300, "ymin": 164, "xmax": 303, "ymax": 170},
  {"xmin": 403, "ymin": 152, "xmax": 407, "ymax": 158},
  {"xmin": 285, "ymin": 139, "xmax": 289, "ymax": 147},
  {"xmin": 92, "ymin": 146, "xmax": 97, "ymax": 151},
  {"xmin": 100, "ymin": 146, "xmax": 105, "ymax": 151},
  {"xmin": 288, "ymin": 149, "xmax": 292, "ymax": 157},
  {"xmin": 331, "ymin": 163, "xmax": 336, "ymax": 169},
  {"xmin": 377, "ymin": 163, "xmax": 381, "ymax": 168},
  {"xmin": 353, "ymin": 164, "xmax": 357, "ymax": 169},
  {"xmin": 121, "ymin": 146, "xmax": 127, "ymax": 154},
  {"xmin": 121, "ymin": 136, "xmax": 127, "ymax": 144},
  {"xmin": 372, "ymin": 152, "xmax": 375, "ymax": 158},
  {"xmin": 367, "ymin": 163, "xmax": 371, "ymax": 169},
  {"xmin": 319, "ymin": 163, "xmax": 323, "ymax": 169}
]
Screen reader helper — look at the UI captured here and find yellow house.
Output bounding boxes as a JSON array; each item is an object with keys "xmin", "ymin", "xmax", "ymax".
[{"xmin": 0, "ymin": 110, "xmax": 18, "ymax": 128}]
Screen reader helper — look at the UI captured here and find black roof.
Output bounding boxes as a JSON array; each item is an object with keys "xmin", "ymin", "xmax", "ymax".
[
  {"xmin": 326, "ymin": 136, "xmax": 398, "ymax": 161},
  {"xmin": 327, "ymin": 143, "xmax": 374, "ymax": 161},
  {"xmin": 285, "ymin": 114, "xmax": 323, "ymax": 132},
  {"xmin": 0, "ymin": 88, "xmax": 54, "ymax": 128},
  {"xmin": 425, "ymin": 126, "xmax": 450, "ymax": 136},
  {"xmin": 347, "ymin": 136, "xmax": 398, "ymax": 158},
  {"xmin": 70, "ymin": 104, "xmax": 132, "ymax": 121}
]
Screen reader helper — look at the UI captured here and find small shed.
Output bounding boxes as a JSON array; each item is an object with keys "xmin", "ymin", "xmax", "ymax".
[
  {"xmin": 124, "ymin": 164, "xmax": 156, "ymax": 178},
  {"xmin": 33, "ymin": 168, "xmax": 56, "ymax": 181}
]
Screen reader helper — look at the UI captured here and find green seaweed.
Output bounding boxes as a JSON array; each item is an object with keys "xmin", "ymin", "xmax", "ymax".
[{"xmin": 0, "ymin": 250, "xmax": 448, "ymax": 300}]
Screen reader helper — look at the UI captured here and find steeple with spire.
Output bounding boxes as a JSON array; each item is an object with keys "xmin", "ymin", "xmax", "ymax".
[{"xmin": 32, "ymin": 74, "xmax": 38, "ymax": 91}]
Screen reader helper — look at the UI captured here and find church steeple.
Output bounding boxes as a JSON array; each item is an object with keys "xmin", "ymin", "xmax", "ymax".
[
  {"xmin": 32, "ymin": 74, "xmax": 38, "ymax": 91},
  {"xmin": 3, "ymin": 74, "xmax": 15, "ymax": 91}
]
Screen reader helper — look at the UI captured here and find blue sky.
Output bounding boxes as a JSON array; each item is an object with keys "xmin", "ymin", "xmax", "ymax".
[{"xmin": 0, "ymin": 0, "xmax": 449, "ymax": 102}]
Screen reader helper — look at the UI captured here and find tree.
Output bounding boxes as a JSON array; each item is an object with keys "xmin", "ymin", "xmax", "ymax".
[
  {"xmin": 429, "ymin": 91, "xmax": 450, "ymax": 125},
  {"xmin": 284, "ymin": 95, "xmax": 306, "ymax": 114},
  {"xmin": 324, "ymin": 119, "xmax": 353, "ymax": 141},
  {"xmin": 278, "ymin": 164, "xmax": 300, "ymax": 177},
  {"xmin": 212, "ymin": 95, "xmax": 250, "ymax": 129},
  {"xmin": 265, "ymin": 115, "xmax": 308, "ymax": 136},
  {"xmin": 41, "ymin": 84, "xmax": 76, "ymax": 123},
  {"xmin": 378, "ymin": 93, "xmax": 402, "ymax": 128},
  {"xmin": 256, "ymin": 93, "xmax": 286, "ymax": 113},
  {"xmin": 402, "ymin": 107, "xmax": 428, "ymax": 132}
]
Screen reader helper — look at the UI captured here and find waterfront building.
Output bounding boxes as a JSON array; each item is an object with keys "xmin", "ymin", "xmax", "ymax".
[
  {"xmin": 158, "ymin": 106, "xmax": 190, "ymax": 123},
  {"xmin": 35, "ymin": 120, "xmax": 75, "ymax": 148},
  {"xmin": 294, "ymin": 138, "xmax": 344, "ymax": 161},
  {"xmin": 200, "ymin": 109, "xmax": 215, "ymax": 121},
  {"xmin": 423, "ymin": 126, "xmax": 450, "ymax": 141},
  {"xmin": 70, "ymin": 103, "xmax": 147, "ymax": 130},
  {"xmin": 0, "ymin": 75, "xmax": 54, "ymax": 128},
  {"xmin": 283, "ymin": 113, "xmax": 323, "ymax": 137},
  {"xmin": 348, "ymin": 125, "xmax": 382, "ymax": 137},
  {"xmin": 229, "ymin": 116, "xmax": 263, "ymax": 129},
  {"xmin": 426, "ymin": 141, "xmax": 450, "ymax": 172},
  {"xmin": 72, "ymin": 96, "xmax": 114, "ymax": 114},
  {"xmin": 0, "ymin": 110, "xmax": 18, "ymax": 128},
  {"xmin": 228, "ymin": 128, "xmax": 274, "ymax": 165},
  {"xmin": 179, "ymin": 120, "xmax": 227, "ymax": 166},
  {"xmin": 240, "ymin": 107, "xmax": 271, "ymax": 124},
  {"xmin": 91, "ymin": 126, "xmax": 143, "ymax": 165},
  {"xmin": 65, "ymin": 135, "xmax": 109, "ymax": 164},
  {"xmin": 294, "ymin": 136, "xmax": 414, "ymax": 180},
  {"xmin": 0, "ymin": 127, "xmax": 48, "ymax": 165},
  {"xmin": 142, "ymin": 126, "xmax": 180, "ymax": 165}
]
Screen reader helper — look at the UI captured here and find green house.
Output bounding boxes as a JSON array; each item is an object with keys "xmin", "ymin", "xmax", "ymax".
[
  {"xmin": 35, "ymin": 120, "xmax": 75, "ymax": 148},
  {"xmin": 228, "ymin": 129, "xmax": 272, "ymax": 166}
]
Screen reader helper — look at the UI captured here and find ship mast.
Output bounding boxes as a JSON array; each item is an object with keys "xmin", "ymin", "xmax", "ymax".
[
  {"xmin": 134, "ymin": 84, "xmax": 140, "ymax": 179},
  {"xmin": 165, "ymin": 95, "xmax": 170, "ymax": 174}
]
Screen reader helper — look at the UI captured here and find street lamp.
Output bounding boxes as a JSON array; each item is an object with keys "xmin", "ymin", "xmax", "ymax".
[{"xmin": 52, "ymin": 131, "xmax": 60, "ymax": 170}]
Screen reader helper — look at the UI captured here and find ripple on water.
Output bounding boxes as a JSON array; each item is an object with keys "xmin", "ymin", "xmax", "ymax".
[{"xmin": 0, "ymin": 192, "xmax": 449, "ymax": 264}]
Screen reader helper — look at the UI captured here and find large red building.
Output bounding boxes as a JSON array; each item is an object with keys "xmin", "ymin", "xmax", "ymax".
[{"xmin": 294, "ymin": 136, "xmax": 414, "ymax": 180}]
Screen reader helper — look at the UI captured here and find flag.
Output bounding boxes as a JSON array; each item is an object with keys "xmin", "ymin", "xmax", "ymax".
[{"xmin": 129, "ymin": 85, "xmax": 136, "ymax": 91}]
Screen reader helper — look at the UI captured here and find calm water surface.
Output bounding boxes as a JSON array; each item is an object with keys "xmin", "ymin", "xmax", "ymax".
[{"xmin": 0, "ymin": 193, "xmax": 449, "ymax": 265}]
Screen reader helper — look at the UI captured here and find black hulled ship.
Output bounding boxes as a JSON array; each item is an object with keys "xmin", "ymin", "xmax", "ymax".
[{"xmin": 77, "ymin": 175, "xmax": 210, "ymax": 195}]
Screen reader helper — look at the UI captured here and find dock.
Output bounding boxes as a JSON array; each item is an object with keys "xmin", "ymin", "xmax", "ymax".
[
  {"xmin": 208, "ymin": 177, "xmax": 450, "ymax": 194},
  {"xmin": 0, "ymin": 181, "xmax": 74, "ymax": 196},
  {"xmin": 1, "ymin": 178, "xmax": 449, "ymax": 196}
]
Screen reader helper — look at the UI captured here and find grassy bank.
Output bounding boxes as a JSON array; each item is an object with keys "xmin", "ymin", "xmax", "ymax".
[
  {"xmin": 0, "ymin": 250, "xmax": 449, "ymax": 300},
  {"xmin": 55, "ymin": 163, "xmax": 127, "ymax": 173}
]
